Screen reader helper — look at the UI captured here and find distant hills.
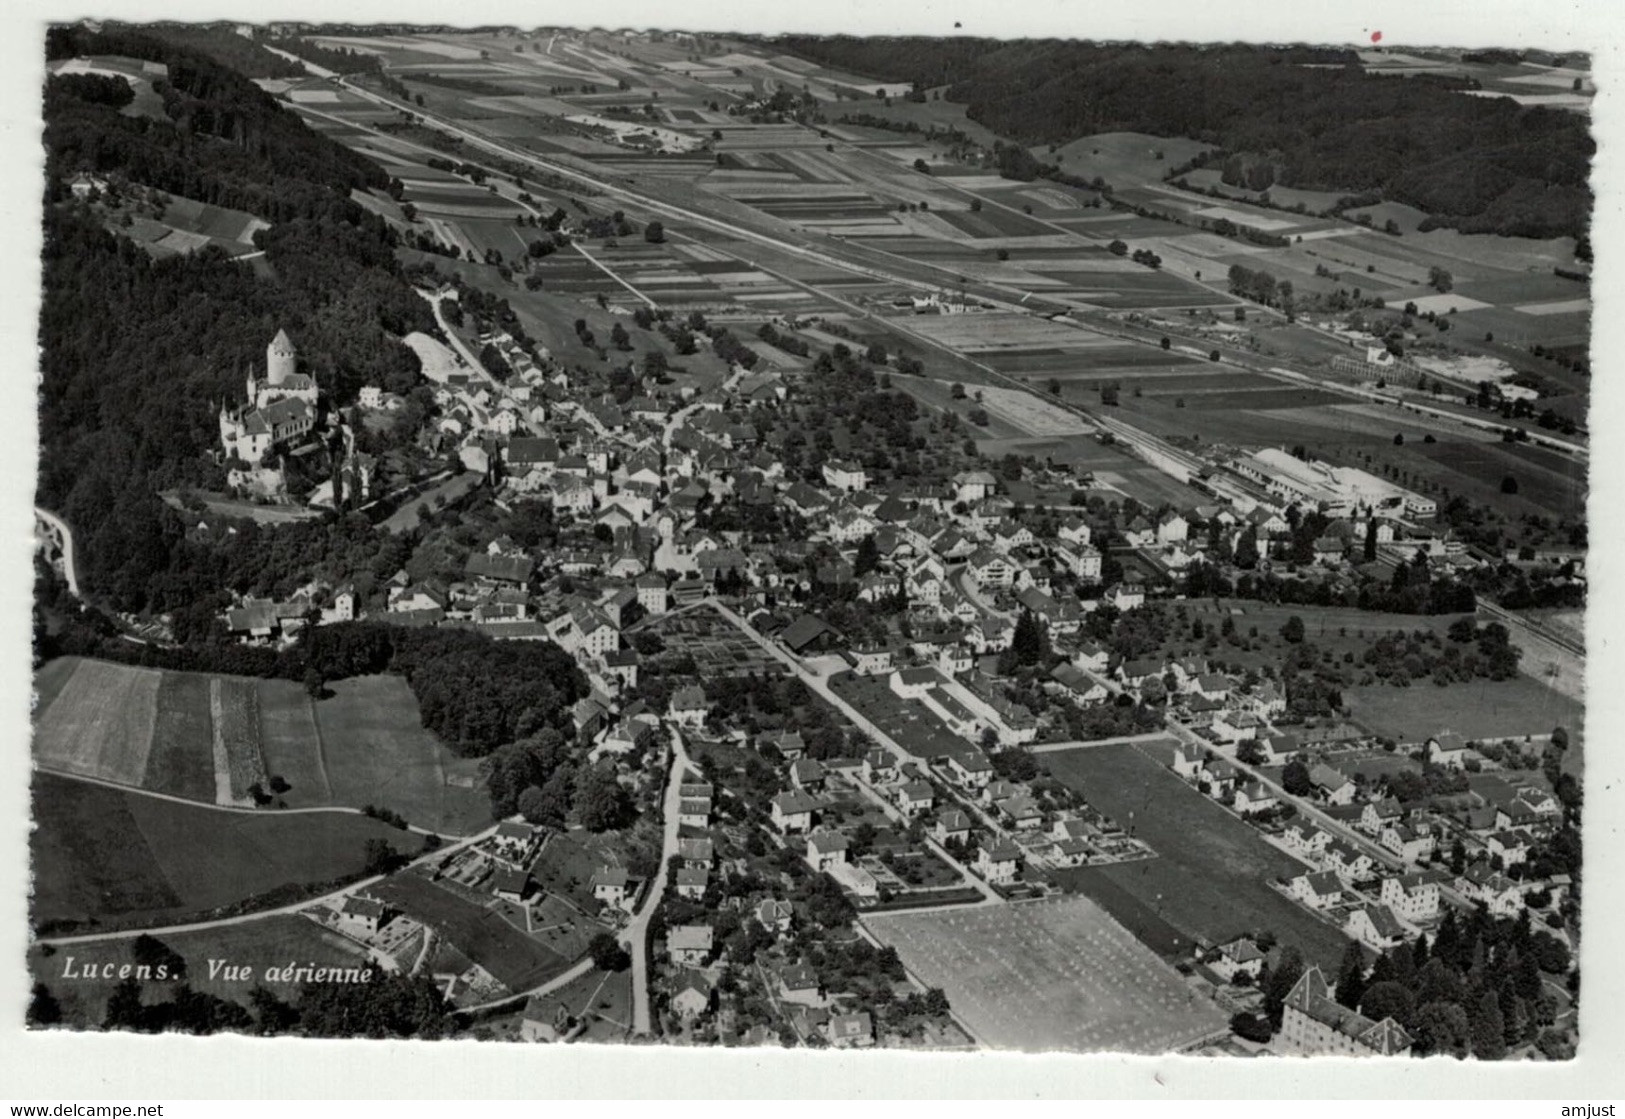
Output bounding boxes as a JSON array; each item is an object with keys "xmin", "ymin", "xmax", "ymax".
[{"xmin": 776, "ymin": 38, "xmax": 1592, "ymax": 240}]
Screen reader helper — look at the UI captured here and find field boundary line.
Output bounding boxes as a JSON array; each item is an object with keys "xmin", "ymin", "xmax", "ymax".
[
  {"xmin": 208, "ymin": 678, "xmax": 236, "ymax": 807},
  {"xmin": 33, "ymin": 765, "xmax": 462, "ymax": 838},
  {"xmin": 303, "ymin": 690, "xmax": 335, "ymax": 800}
]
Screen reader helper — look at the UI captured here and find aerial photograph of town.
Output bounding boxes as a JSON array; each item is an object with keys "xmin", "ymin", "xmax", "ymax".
[{"xmin": 26, "ymin": 17, "xmax": 1590, "ymax": 1065}]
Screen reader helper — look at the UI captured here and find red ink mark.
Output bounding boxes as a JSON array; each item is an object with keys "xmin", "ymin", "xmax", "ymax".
[{"xmin": 1371, "ymin": 30, "xmax": 1383, "ymax": 43}]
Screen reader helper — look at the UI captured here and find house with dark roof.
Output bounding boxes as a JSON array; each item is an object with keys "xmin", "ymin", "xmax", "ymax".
[
  {"xmin": 1209, "ymin": 937, "xmax": 1266, "ymax": 982},
  {"xmin": 779, "ymin": 613, "xmax": 839, "ymax": 654},
  {"xmin": 1289, "ymin": 869, "xmax": 1344, "ymax": 910}
]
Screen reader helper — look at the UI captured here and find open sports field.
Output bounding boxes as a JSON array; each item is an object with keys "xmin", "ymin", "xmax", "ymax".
[
  {"xmin": 371, "ymin": 872, "xmax": 570, "ymax": 992},
  {"xmin": 865, "ymin": 896, "xmax": 1228, "ymax": 1052},
  {"xmin": 27, "ymin": 915, "xmax": 369, "ymax": 1027},
  {"xmin": 1042, "ymin": 743, "xmax": 1351, "ymax": 972},
  {"xmin": 262, "ymin": 675, "xmax": 490, "ymax": 837},
  {"xmin": 1345, "ymin": 676, "xmax": 1583, "ymax": 744},
  {"xmin": 32, "ymin": 658, "xmax": 161, "ymax": 787},
  {"xmin": 30, "ymin": 772, "xmax": 420, "ymax": 934}
]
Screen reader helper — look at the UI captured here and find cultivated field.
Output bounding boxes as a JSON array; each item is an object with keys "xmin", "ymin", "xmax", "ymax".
[
  {"xmin": 865, "ymin": 895, "xmax": 1229, "ymax": 1052},
  {"xmin": 267, "ymin": 674, "xmax": 491, "ymax": 836},
  {"xmin": 32, "ymin": 659, "xmax": 489, "ymax": 835},
  {"xmin": 213, "ymin": 677, "xmax": 269, "ymax": 806},
  {"xmin": 1344, "ymin": 676, "xmax": 1584, "ymax": 743},
  {"xmin": 1042, "ymin": 743, "xmax": 1351, "ymax": 971},
  {"xmin": 144, "ymin": 672, "xmax": 217, "ymax": 803},
  {"xmin": 32, "ymin": 658, "xmax": 160, "ymax": 786},
  {"xmin": 30, "ymin": 772, "xmax": 420, "ymax": 933}
]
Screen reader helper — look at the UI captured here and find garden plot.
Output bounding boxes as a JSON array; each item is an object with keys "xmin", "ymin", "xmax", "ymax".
[
  {"xmin": 211, "ymin": 678, "xmax": 268, "ymax": 807},
  {"xmin": 865, "ymin": 896, "xmax": 1228, "ymax": 1053}
]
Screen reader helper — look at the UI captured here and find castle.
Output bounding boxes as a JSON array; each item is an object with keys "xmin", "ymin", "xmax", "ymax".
[{"xmin": 219, "ymin": 329, "xmax": 318, "ymax": 465}]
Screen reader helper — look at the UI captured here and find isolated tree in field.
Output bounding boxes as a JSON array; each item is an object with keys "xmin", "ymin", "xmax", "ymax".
[
  {"xmin": 644, "ymin": 220, "xmax": 665, "ymax": 243},
  {"xmin": 996, "ymin": 248, "xmax": 1009, "ymax": 261},
  {"xmin": 913, "ymin": 158, "xmax": 930, "ymax": 173},
  {"xmin": 1160, "ymin": 336, "xmax": 1171, "ymax": 350},
  {"xmin": 610, "ymin": 322, "xmax": 631, "ymax": 351},
  {"xmin": 304, "ymin": 667, "xmax": 326, "ymax": 700},
  {"xmin": 1500, "ymin": 475, "xmax": 1519, "ymax": 495},
  {"xmin": 950, "ymin": 382, "xmax": 967, "ymax": 400},
  {"xmin": 1393, "ymin": 432, "xmax": 1405, "ymax": 445},
  {"xmin": 1047, "ymin": 378, "xmax": 1061, "ymax": 396},
  {"xmin": 1108, "ymin": 239, "xmax": 1128, "ymax": 256},
  {"xmin": 1428, "ymin": 266, "xmax": 1453, "ymax": 293},
  {"xmin": 1280, "ymin": 615, "xmax": 1306, "ymax": 643},
  {"xmin": 1281, "ymin": 760, "xmax": 1313, "ymax": 797},
  {"xmin": 969, "ymin": 408, "xmax": 989, "ymax": 427}
]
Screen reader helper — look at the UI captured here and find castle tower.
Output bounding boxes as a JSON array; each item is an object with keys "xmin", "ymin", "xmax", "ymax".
[{"xmin": 267, "ymin": 328, "xmax": 297, "ymax": 386}]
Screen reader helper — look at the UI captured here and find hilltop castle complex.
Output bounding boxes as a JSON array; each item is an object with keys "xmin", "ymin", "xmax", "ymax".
[{"xmin": 219, "ymin": 329, "xmax": 318, "ymax": 465}]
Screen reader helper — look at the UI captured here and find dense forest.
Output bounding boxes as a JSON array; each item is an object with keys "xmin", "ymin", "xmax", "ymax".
[
  {"xmin": 114, "ymin": 24, "xmax": 306, "ymax": 79},
  {"xmin": 39, "ymin": 26, "xmax": 436, "ymax": 613},
  {"xmin": 777, "ymin": 38, "xmax": 1592, "ymax": 238}
]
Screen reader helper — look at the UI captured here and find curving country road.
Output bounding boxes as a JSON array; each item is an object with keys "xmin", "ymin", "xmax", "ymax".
[{"xmin": 34, "ymin": 506, "xmax": 79, "ymax": 597}]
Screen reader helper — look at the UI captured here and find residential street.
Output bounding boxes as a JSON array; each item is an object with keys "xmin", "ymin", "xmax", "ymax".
[
  {"xmin": 623, "ymin": 725, "xmax": 692, "ymax": 1036},
  {"xmin": 707, "ymin": 600, "xmax": 1000, "ymax": 904}
]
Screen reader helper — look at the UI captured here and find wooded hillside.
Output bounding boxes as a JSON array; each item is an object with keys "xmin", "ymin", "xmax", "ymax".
[{"xmin": 778, "ymin": 38, "xmax": 1592, "ymax": 238}]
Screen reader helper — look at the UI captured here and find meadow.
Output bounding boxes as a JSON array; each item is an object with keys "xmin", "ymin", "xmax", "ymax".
[
  {"xmin": 27, "ymin": 915, "xmax": 369, "ymax": 1027},
  {"xmin": 30, "ymin": 773, "xmax": 420, "ymax": 934},
  {"xmin": 1041, "ymin": 743, "xmax": 1351, "ymax": 972}
]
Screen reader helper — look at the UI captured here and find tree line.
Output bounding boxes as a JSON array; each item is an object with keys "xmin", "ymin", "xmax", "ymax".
[{"xmin": 42, "ymin": 607, "xmax": 587, "ymax": 759}]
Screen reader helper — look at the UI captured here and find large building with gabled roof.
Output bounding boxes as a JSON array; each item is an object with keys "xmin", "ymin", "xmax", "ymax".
[{"xmin": 1279, "ymin": 966, "xmax": 1413, "ymax": 1057}]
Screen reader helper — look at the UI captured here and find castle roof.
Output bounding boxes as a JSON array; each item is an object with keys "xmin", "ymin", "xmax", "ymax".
[{"xmin": 271, "ymin": 327, "xmax": 295, "ymax": 352}]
